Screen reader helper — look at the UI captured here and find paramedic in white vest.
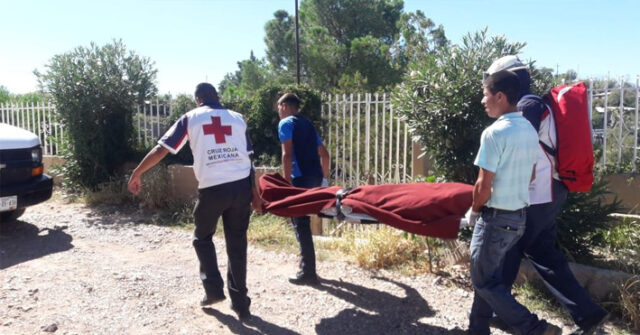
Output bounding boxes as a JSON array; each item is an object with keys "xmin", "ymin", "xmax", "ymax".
[
  {"xmin": 128, "ymin": 83, "xmax": 262, "ymax": 321},
  {"xmin": 472, "ymin": 56, "xmax": 608, "ymax": 335}
]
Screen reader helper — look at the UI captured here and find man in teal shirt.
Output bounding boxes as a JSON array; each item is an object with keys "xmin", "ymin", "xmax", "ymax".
[{"xmin": 467, "ymin": 71, "xmax": 561, "ymax": 335}]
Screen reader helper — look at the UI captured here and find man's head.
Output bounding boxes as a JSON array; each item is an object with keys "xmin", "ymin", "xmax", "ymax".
[
  {"xmin": 194, "ymin": 82, "xmax": 219, "ymax": 105},
  {"xmin": 277, "ymin": 93, "xmax": 301, "ymax": 119},
  {"xmin": 484, "ymin": 55, "xmax": 532, "ymax": 95},
  {"xmin": 482, "ymin": 70, "xmax": 521, "ymax": 118}
]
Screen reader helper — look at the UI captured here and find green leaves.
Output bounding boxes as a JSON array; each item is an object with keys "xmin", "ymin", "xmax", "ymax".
[
  {"xmin": 393, "ymin": 29, "xmax": 529, "ymax": 183},
  {"xmin": 36, "ymin": 40, "xmax": 157, "ymax": 188}
]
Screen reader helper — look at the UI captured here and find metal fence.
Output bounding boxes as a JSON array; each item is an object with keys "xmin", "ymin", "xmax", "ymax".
[
  {"xmin": 136, "ymin": 99, "xmax": 172, "ymax": 148},
  {"xmin": 2, "ymin": 80, "xmax": 638, "ymax": 175},
  {"xmin": 0, "ymin": 102, "xmax": 63, "ymax": 155},
  {"xmin": 590, "ymin": 76, "xmax": 640, "ymax": 172},
  {"xmin": 321, "ymin": 93, "xmax": 411, "ymax": 186}
]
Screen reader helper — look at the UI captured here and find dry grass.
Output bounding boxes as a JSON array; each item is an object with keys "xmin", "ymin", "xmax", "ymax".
[{"xmin": 617, "ymin": 276, "xmax": 640, "ymax": 331}]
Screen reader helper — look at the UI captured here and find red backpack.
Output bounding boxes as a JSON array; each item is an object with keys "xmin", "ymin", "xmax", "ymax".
[{"xmin": 544, "ymin": 82, "xmax": 594, "ymax": 192}]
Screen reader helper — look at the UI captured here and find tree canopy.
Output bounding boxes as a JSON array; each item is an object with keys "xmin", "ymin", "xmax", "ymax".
[{"xmin": 220, "ymin": 0, "xmax": 447, "ymax": 95}]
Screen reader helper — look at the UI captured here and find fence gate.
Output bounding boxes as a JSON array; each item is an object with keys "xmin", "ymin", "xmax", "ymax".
[
  {"xmin": 0, "ymin": 102, "xmax": 63, "ymax": 156},
  {"xmin": 321, "ymin": 93, "xmax": 411, "ymax": 186}
]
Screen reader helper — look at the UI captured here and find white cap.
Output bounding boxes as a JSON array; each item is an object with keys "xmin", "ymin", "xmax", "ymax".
[{"xmin": 484, "ymin": 55, "xmax": 528, "ymax": 80}]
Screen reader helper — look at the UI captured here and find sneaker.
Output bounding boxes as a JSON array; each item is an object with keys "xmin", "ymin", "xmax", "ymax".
[
  {"xmin": 542, "ymin": 324, "xmax": 562, "ymax": 335},
  {"xmin": 571, "ymin": 312, "xmax": 610, "ymax": 335},
  {"xmin": 200, "ymin": 294, "xmax": 226, "ymax": 306},
  {"xmin": 288, "ymin": 272, "xmax": 319, "ymax": 285}
]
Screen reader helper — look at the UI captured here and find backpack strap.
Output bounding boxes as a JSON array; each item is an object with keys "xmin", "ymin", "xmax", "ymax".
[{"xmin": 520, "ymin": 94, "xmax": 557, "ymax": 156}]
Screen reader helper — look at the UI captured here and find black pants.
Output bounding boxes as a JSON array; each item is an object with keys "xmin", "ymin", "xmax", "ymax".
[
  {"xmin": 192, "ymin": 176, "xmax": 252, "ymax": 309},
  {"xmin": 291, "ymin": 175, "xmax": 322, "ymax": 275}
]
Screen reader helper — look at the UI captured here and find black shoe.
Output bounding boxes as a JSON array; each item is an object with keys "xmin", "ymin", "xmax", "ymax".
[
  {"xmin": 571, "ymin": 312, "xmax": 610, "ymax": 335},
  {"xmin": 288, "ymin": 272, "xmax": 319, "ymax": 285},
  {"xmin": 488, "ymin": 315, "xmax": 511, "ymax": 331},
  {"xmin": 200, "ymin": 294, "xmax": 226, "ymax": 306},
  {"xmin": 542, "ymin": 324, "xmax": 562, "ymax": 335},
  {"xmin": 231, "ymin": 297, "xmax": 252, "ymax": 321}
]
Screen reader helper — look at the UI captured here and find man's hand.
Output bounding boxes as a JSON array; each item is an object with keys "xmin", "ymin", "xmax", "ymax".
[
  {"xmin": 321, "ymin": 178, "xmax": 329, "ymax": 187},
  {"xmin": 128, "ymin": 174, "xmax": 142, "ymax": 195},
  {"xmin": 464, "ymin": 208, "xmax": 481, "ymax": 227}
]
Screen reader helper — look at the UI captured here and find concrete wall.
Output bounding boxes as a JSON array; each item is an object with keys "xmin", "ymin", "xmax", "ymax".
[
  {"xmin": 517, "ymin": 260, "xmax": 635, "ymax": 301},
  {"xmin": 43, "ymin": 155, "xmax": 66, "ymax": 184},
  {"xmin": 602, "ymin": 173, "xmax": 640, "ymax": 214},
  {"xmin": 167, "ymin": 165, "xmax": 281, "ymax": 202}
]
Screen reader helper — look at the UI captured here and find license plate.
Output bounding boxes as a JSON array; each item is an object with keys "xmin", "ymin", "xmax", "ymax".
[{"xmin": 0, "ymin": 196, "xmax": 18, "ymax": 212}]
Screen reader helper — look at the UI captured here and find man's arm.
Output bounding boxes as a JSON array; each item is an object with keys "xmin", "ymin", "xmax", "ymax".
[
  {"xmin": 318, "ymin": 144, "xmax": 330, "ymax": 179},
  {"xmin": 471, "ymin": 168, "xmax": 495, "ymax": 212},
  {"xmin": 128, "ymin": 145, "xmax": 169, "ymax": 195},
  {"xmin": 281, "ymin": 140, "xmax": 293, "ymax": 183}
]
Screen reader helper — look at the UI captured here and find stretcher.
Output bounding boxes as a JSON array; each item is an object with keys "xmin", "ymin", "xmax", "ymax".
[{"xmin": 258, "ymin": 173, "xmax": 473, "ymax": 239}]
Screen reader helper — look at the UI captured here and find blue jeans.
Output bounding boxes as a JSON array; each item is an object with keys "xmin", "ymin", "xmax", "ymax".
[
  {"xmin": 469, "ymin": 208, "xmax": 547, "ymax": 335},
  {"xmin": 501, "ymin": 180, "xmax": 606, "ymax": 329},
  {"xmin": 291, "ymin": 175, "xmax": 322, "ymax": 275}
]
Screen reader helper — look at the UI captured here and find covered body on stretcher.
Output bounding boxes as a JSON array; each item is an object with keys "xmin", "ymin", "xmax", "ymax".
[{"xmin": 258, "ymin": 173, "xmax": 473, "ymax": 239}]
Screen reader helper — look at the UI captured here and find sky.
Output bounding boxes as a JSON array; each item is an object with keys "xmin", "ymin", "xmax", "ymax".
[{"xmin": 1, "ymin": 0, "xmax": 638, "ymax": 95}]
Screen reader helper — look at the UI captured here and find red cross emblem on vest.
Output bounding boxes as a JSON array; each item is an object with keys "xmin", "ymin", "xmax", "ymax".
[{"xmin": 202, "ymin": 116, "xmax": 232, "ymax": 144}]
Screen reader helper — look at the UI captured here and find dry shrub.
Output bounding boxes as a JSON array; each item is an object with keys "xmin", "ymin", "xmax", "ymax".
[
  {"xmin": 247, "ymin": 214, "xmax": 298, "ymax": 252},
  {"xmin": 136, "ymin": 164, "xmax": 173, "ymax": 209},
  {"xmin": 83, "ymin": 177, "xmax": 132, "ymax": 206},
  {"xmin": 353, "ymin": 227, "xmax": 427, "ymax": 271},
  {"xmin": 618, "ymin": 276, "xmax": 640, "ymax": 331}
]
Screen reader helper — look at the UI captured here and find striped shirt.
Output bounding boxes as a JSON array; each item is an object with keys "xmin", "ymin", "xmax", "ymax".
[{"xmin": 474, "ymin": 112, "xmax": 538, "ymax": 210}]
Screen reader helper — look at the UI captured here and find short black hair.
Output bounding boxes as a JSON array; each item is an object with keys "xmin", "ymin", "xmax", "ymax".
[
  {"xmin": 194, "ymin": 82, "xmax": 218, "ymax": 102},
  {"xmin": 277, "ymin": 93, "xmax": 301, "ymax": 109},
  {"xmin": 484, "ymin": 70, "xmax": 521, "ymax": 105}
]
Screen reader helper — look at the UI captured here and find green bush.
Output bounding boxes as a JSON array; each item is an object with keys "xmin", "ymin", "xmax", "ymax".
[
  {"xmin": 557, "ymin": 179, "xmax": 623, "ymax": 261},
  {"xmin": 392, "ymin": 29, "xmax": 550, "ymax": 184},
  {"xmin": 36, "ymin": 40, "xmax": 157, "ymax": 188}
]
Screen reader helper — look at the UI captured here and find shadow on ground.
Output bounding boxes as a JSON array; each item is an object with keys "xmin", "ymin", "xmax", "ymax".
[
  {"xmin": 203, "ymin": 307, "xmax": 301, "ymax": 335},
  {"xmin": 314, "ymin": 276, "xmax": 462, "ymax": 334},
  {"xmin": 0, "ymin": 220, "xmax": 73, "ymax": 269}
]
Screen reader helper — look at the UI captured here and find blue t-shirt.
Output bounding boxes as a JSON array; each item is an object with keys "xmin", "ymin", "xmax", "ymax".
[
  {"xmin": 278, "ymin": 115, "xmax": 323, "ymax": 179},
  {"xmin": 474, "ymin": 112, "xmax": 538, "ymax": 210}
]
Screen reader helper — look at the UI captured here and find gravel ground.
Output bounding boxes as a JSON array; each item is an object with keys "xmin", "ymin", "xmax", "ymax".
[{"xmin": 0, "ymin": 194, "xmax": 594, "ymax": 335}]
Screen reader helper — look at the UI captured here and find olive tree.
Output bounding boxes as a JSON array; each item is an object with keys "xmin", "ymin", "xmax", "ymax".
[
  {"xmin": 36, "ymin": 40, "xmax": 157, "ymax": 188},
  {"xmin": 393, "ymin": 29, "xmax": 528, "ymax": 183}
]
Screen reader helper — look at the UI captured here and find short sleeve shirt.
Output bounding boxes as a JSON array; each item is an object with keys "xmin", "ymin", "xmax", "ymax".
[
  {"xmin": 159, "ymin": 103, "xmax": 253, "ymax": 189},
  {"xmin": 474, "ymin": 112, "xmax": 539, "ymax": 210},
  {"xmin": 278, "ymin": 115, "xmax": 323, "ymax": 179}
]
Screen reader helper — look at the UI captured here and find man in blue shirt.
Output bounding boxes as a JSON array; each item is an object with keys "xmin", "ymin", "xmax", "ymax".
[
  {"xmin": 277, "ymin": 93, "xmax": 330, "ymax": 285},
  {"xmin": 466, "ymin": 71, "xmax": 561, "ymax": 335}
]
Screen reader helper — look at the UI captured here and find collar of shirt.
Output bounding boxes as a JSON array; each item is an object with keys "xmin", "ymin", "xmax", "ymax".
[
  {"xmin": 201, "ymin": 101, "xmax": 224, "ymax": 109},
  {"xmin": 497, "ymin": 111, "xmax": 521, "ymax": 121}
]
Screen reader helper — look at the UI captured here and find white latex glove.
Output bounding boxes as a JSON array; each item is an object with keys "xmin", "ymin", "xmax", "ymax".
[
  {"xmin": 464, "ymin": 208, "xmax": 481, "ymax": 227},
  {"xmin": 321, "ymin": 178, "xmax": 329, "ymax": 187}
]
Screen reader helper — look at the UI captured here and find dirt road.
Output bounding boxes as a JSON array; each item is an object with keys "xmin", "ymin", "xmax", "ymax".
[{"xmin": 1, "ymin": 196, "xmax": 571, "ymax": 335}]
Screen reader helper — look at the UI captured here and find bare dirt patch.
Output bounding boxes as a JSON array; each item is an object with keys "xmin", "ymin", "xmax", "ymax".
[{"xmin": 1, "ymin": 195, "xmax": 581, "ymax": 335}]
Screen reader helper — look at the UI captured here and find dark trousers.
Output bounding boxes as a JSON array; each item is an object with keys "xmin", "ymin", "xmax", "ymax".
[
  {"xmin": 192, "ymin": 177, "xmax": 252, "ymax": 309},
  {"xmin": 471, "ymin": 180, "xmax": 605, "ymax": 333},
  {"xmin": 291, "ymin": 175, "xmax": 322, "ymax": 275}
]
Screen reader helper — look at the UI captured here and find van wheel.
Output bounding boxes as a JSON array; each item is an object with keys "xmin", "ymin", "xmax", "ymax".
[{"xmin": 0, "ymin": 208, "xmax": 26, "ymax": 223}]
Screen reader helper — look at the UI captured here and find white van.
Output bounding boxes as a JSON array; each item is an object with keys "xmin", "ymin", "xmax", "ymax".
[{"xmin": 0, "ymin": 123, "xmax": 53, "ymax": 222}]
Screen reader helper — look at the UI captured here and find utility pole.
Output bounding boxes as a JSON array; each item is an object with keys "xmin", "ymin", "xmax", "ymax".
[{"xmin": 295, "ymin": 0, "xmax": 301, "ymax": 85}]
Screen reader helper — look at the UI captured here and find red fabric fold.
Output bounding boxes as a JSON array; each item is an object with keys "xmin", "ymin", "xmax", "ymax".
[{"xmin": 258, "ymin": 173, "xmax": 472, "ymax": 239}]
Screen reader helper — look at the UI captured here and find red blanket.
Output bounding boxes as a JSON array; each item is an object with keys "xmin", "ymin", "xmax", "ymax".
[{"xmin": 258, "ymin": 173, "xmax": 472, "ymax": 239}]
